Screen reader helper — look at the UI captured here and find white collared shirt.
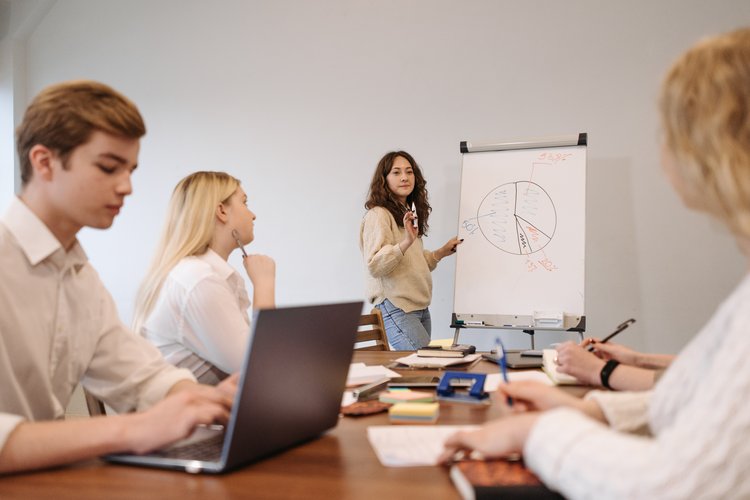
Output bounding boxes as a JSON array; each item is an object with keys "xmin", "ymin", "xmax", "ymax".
[
  {"xmin": 0, "ymin": 198, "xmax": 195, "ymax": 451},
  {"xmin": 141, "ymin": 249, "xmax": 251, "ymax": 377}
]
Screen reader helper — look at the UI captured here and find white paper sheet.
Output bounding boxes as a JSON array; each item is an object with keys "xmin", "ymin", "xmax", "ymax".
[
  {"xmin": 367, "ymin": 425, "xmax": 479, "ymax": 467},
  {"xmin": 395, "ymin": 353, "xmax": 482, "ymax": 368},
  {"xmin": 346, "ymin": 362, "xmax": 402, "ymax": 386},
  {"xmin": 483, "ymin": 370, "xmax": 554, "ymax": 392}
]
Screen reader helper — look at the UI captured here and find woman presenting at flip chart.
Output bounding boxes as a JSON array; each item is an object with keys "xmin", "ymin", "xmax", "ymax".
[
  {"xmin": 360, "ymin": 151, "xmax": 462, "ymax": 350},
  {"xmin": 133, "ymin": 171, "xmax": 276, "ymax": 384}
]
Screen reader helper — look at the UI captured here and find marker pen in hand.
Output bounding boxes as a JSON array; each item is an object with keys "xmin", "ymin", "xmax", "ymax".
[
  {"xmin": 587, "ymin": 318, "xmax": 636, "ymax": 352},
  {"xmin": 411, "ymin": 202, "xmax": 418, "ymax": 228}
]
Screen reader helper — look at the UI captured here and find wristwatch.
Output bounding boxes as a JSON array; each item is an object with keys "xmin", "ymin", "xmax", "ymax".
[{"xmin": 599, "ymin": 360, "xmax": 620, "ymax": 390}]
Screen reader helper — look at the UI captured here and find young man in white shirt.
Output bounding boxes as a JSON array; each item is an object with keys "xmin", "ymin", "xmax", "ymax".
[{"xmin": 0, "ymin": 80, "xmax": 237, "ymax": 474}]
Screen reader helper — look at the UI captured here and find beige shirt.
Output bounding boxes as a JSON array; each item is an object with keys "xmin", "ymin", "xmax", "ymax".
[
  {"xmin": 142, "ymin": 249, "xmax": 251, "ymax": 377},
  {"xmin": 0, "ymin": 198, "xmax": 194, "ymax": 452},
  {"xmin": 359, "ymin": 206, "xmax": 439, "ymax": 313}
]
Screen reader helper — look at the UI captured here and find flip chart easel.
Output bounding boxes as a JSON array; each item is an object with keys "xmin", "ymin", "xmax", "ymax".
[{"xmin": 450, "ymin": 134, "xmax": 587, "ymax": 348}]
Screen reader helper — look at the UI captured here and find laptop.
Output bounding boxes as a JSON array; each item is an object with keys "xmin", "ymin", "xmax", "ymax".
[
  {"xmin": 482, "ymin": 350, "xmax": 543, "ymax": 369},
  {"xmin": 105, "ymin": 301, "xmax": 363, "ymax": 473}
]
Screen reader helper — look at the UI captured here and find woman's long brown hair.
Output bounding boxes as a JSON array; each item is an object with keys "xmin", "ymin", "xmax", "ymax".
[{"xmin": 365, "ymin": 151, "xmax": 431, "ymax": 236}]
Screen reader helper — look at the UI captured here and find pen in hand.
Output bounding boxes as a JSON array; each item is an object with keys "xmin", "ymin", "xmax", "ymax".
[
  {"xmin": 231, "ymin": 229, "xmax": 248, "ymax": 258},
  {"xmin": 411, "ymin": 202, "xmax": 418, "ymax": 228},
  {"xmin": 587, "ymin": 318, "xmax": 636, "ymax": 352},
  {"xmin": 495, "ymin": 337, "xmax": 513, "ymax": 407}
]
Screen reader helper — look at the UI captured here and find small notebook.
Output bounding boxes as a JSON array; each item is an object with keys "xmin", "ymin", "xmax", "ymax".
[
  {"xmin": 541, "ymin": 349, "xmax": 580, "ymax": 385},
  {"xmin": 417, "ymin": 345, "xmax": 476, "ymax": 358},
  {"xmin": 450, "ymin": 459, "xmax": 563, "ymax": 500}
]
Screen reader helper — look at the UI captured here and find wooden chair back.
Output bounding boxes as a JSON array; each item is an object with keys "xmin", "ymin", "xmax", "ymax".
[
  {"xmin": 84, "ymin": 388, "xmax": 107, "ymax": 416},
  {"xmin": 355, "ymin": 308, "xmax": 390, "ymax": 351}
]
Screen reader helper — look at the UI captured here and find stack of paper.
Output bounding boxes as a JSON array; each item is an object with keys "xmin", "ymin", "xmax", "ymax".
[
  {"xmin": 346, "ymin": 362, "xmax": 401, "ymax": 387},
  {"xmin": 367, "ymin": 425, "xmax": 479, "ymax": 466},
  {"xmin": 395, "ymin": 353, "xmax": 481, "ymax": 369}
]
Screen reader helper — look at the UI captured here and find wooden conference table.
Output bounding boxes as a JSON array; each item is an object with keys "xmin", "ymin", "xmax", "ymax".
[{"xmin": 0, "ymin": 351, "xmax": 573, "ymax": 500}]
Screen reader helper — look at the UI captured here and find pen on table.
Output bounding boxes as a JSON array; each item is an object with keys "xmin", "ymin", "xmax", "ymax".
[
  {"xmin": 495, "ymin": 337, "xmax": 513, "ymax": 407},
  {"xmin": 411, "ymin": 202, "xmax": 418, "ymax": 228},
  {"xmin": 231, "ymin": 229, "xmax": 248, "ymax": 258},
  {"xmin": 352, "ymin": 377, "xmax": 390, "ymax": 401},
  {"xmin": 587, "ymin": 318, "xmax": 636, "ymax": 352}
]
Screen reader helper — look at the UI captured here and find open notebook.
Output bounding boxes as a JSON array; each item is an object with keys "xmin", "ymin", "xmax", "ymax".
[
  {"xmin": 541, "ymin": 349, "xmax": 580, "ymax": 385},
  {"xmin": 105, "ymin": 301, "xmax": 363, "ymax": 473}
]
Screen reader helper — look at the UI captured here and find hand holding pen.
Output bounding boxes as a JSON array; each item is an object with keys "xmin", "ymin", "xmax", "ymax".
[
  {"xmin": 231, "ymin": 230, "xmax": 248, "ymax": 258},
  {"xmin": 494, "ymin": 337, "xmax": 513, "ymax": 407},
  {"xmin": 434, "ymin": 237, "xmax": 464, "ymax": 260},
  {"xmin": 585, "ymin": 318, "xmax": 635, "ymax": 353},
  {"xmin": 232, "ymin": 229, "xmax": 276, "ymax": 308},
  {"xmin": 401, "ymin": 209, "xmax": 418, "ymax": 246}
]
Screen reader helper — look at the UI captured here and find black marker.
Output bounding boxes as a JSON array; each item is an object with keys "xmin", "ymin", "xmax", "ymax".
[{"xmin": 587, "ymin": 318, "xmax": 636, "ymax": 352}]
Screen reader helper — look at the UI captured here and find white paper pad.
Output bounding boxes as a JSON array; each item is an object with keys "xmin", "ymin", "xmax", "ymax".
[
  {"xmin": 542, "ymin": 349, "xmax": 580, "ymax": 385},
  {"xmin": 395, "ymin": 353, "xmax": 481, "ymax": 368},
  {"xmin": 346, "ymin": 362, "xmax": 401, "ymax": 387},
  {"xmin": 367, "ymin": 425, "xmax": 479, "ymax": 467},
  {"xmin": 483, "ymin": 370, "xmax": 554, "ymax": 392}
]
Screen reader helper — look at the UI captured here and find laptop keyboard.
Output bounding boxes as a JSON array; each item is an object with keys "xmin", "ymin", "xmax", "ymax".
[{"xmin": 154, "ymin": 432, "xmax": 224, "ymax": 461}]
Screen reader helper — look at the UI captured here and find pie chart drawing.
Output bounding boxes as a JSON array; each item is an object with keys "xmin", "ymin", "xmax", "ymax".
[{"xmin": 477, "ymin": 181, "xmax": 557, "ymax": 255}]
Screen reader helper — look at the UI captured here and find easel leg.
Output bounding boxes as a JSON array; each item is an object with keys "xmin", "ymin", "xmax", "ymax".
[
  {"xmin": 523, "ymin": 329, "xmax": 536, "ymax": 350},
  {"xmin": 451, "ymin": 328, "xmax": 462, "ymax": 347}
]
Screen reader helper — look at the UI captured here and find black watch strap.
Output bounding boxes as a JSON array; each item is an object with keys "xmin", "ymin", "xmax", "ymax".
[{"xmin": 600, "ymin": 360, "xmax": 620, "ymax": 390}]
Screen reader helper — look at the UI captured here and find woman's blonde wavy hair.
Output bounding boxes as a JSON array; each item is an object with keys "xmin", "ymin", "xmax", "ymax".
[
  {"xmin": 132, "ymin": 171, "xmax": 240, "ymax": 334},
  {"xmin": 660, "ymin": 27, "xmax": 750, "ymax": 237}
]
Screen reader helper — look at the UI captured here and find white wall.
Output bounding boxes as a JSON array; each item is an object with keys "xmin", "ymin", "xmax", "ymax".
[
  {"xmin": 0, "ymin": 0, "xmax": 55, "ymax": 206},
  {"xmin": 8, "ymin": 0, "xmax": 749, "ymax": 352}
]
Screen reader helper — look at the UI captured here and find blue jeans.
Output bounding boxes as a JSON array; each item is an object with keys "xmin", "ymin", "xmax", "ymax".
[{"xmin": 376, "ymin": 299, "xmax": 431, "ymax": 350}]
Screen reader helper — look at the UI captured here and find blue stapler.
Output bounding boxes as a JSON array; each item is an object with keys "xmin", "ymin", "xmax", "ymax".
[{"xmin": 436, "ymin": 372, "xmax": 490, "ymax": 405}]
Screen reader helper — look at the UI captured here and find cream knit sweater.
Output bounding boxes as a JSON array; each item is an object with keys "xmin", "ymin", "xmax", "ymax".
[
  {"xmin": 359, "ymin": 207, "xmax": 439, "ymax": 313},
  {"xmin": 524, "ymin": 273, "xmax": 750, "ymax": 499}
]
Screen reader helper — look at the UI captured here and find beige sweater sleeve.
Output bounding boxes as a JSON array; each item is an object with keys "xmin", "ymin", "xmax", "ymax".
[
  {"xmin": 359, "ymin": 207, "xmax": 435, "ymax": 313},
  {"xmin": 360, "ymin": 208, "xmax": 404, "ymax": 278}
]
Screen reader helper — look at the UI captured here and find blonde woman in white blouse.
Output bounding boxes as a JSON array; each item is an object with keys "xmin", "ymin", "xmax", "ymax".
[
  {"xmin": 133, "ymin": 171, "xmax": 275, "ymax": 384},
  {"xmin": 441, "ymin": 28, "xmax": 750, "ymax": 498}
]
